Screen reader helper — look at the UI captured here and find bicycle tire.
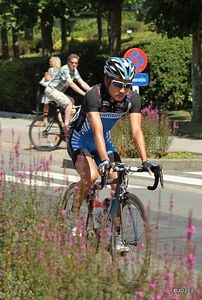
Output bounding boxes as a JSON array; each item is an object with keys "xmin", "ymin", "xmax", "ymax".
[
  {"xmin": 29, "ymin": 114, "xmax": 63, "ymax": 151},
  {"xmin": 62, "ymin": 182, "xmax": 90, "ymax": 235},
  {"xmin": 110, "ymin": 193, "xmax": 151, "ymax": 285}
]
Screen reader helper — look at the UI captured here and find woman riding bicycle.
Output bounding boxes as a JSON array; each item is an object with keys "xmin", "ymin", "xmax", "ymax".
[{"xmin": 67, "ymin": 56, "xmax": 158, "ymax": 251}]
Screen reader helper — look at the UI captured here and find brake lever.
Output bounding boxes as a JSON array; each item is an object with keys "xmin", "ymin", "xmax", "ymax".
[
  {"xmin": 147, "ymin": 164, "xmax": 164, "ymax": 190},
  {"xmin": 100, "ymin": 168, "xmax": 111, "ymax": 189}
]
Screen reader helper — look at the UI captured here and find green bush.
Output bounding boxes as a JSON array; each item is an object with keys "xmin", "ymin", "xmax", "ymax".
[
  {"xmin": 111, "ymin": 102, "xmax": 174, "ymax": 158},
  {"xmin": 0, "ymin": 57, "xmax": 52, "ymax": 113},
  {"xmin": 136, "ymin": 37, "xmax": 192, "ymax": 110},
  {"xmin": 121, "ymin": 12, "xmax": 146, "ymax": 33}
]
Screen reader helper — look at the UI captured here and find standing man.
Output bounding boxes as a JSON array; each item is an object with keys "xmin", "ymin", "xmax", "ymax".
[{"xmin": 44, "ymin": 54, "xmax": 90, "ymax": 133}]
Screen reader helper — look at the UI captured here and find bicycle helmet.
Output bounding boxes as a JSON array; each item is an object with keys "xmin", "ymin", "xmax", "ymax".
[{"xmin": 104, "ymin": 57, "xmax": 135, "ymax": 81}]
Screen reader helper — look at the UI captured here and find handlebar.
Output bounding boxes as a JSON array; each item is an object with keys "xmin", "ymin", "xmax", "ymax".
[
  {"xmin": 100, "ymin": 162, "xmax": 164, "ymax": 191},
  {"xmin": 147, "ymin": 164, "xmax": 164, "ymax": 190}
]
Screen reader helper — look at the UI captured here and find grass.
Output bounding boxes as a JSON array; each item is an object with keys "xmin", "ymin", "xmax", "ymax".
[
  {"xmin": 167, "ymin": 110, "xmax": 202, "ymax": 139},
  {"xmin": 163, "ymin": 152, "xmax": 201, "ymax": 159}
]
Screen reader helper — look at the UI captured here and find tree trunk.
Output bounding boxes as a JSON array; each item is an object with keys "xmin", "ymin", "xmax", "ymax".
[
  {"xmin": 12, "ymin": 27, "xmax": 20, "ymax": 58},
  {"xmin": 97, "ymin": 6, "xmax": 103, "ymax": 50},
  {"xmin": 40, "ymin": 9, "xmax": 53, "ymax": 56},
  {"xmin": 25, "ymin": 27, "xmax": 33, "ymax": 40},
  {"xmin": 191, "ymin": 20, "xmax": 202, "ymax": 122},
  {"xmin": 1, "ymin": 28, "xmax": 9, "ymax": 59},
  {"xmin": 61, "ymin": 17, "xmax": 67, "ymax": 51},
  {"xmin": 108, "ymin": 1, "xmax": 122, "ymax": 56}
]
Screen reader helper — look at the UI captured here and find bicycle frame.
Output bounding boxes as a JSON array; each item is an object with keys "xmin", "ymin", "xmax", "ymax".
[{"xmin": 85, "ymin": 162, "xmax": 164, "ymax": 245}]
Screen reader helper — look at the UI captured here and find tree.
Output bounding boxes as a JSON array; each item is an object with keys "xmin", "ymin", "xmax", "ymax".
[
  {"xmin": 1, "ymin": 28, "xmax": 8, "ymax": 58},
  {"xmin": 54, "ymin": 0, "xmax": 88, "ymax": 52},
  {"xmin": 142, "ymin": 0, "xmax": 202, "ymax": 122},
  {"xmin": 0, "ymin": 0, "xmax": 17, "ymax": 58},
  {"xmin": 91, "ymin": 0, "xmax": 139, "ymax": 55},
  {"xmin": 0, "ymin": 0, "xmax": 10, "ymax": 59},
  {"xmin": 107, "ymin": 1, "xmax": 123, "ymax": 56},
  {"xmin": 88, "ymin": 0, "xmax": 125, "ymax": 55},
  {"xmin": 0, "ymin": 0, "xmax": 39, "ymax": 57}
]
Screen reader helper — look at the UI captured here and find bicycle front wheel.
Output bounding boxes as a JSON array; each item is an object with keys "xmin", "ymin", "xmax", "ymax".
[
  {"xmin": 62, "ymin": 182, "xmax": 89, "ymax": 234},
  {"xmin": 29, "ymin": 114, "xmax": 62, "ymax": 151},
  {"xmin": 116, "ymin": 193, "xmax": 151, "ymax": 284}
]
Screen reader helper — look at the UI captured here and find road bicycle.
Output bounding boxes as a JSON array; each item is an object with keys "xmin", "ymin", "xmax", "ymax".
[
  {"xmin": 29, "ymin": 101, "xmax": 80, "ymax": 151},
  {"xmin": 62, "ymin": 162, "xmax": 164, "ymax": 283}
]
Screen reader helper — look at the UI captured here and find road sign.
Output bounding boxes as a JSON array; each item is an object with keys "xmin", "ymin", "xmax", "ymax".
[
  {"xmin": 132, "ymin": 73, "xmax": 149, "ymax": 86},
  {"xmin": 124, "ymin": 48, "xmax": 148, "ymax": 73}
]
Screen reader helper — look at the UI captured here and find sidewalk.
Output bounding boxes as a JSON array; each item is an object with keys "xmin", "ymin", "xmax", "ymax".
[
  {"xmin": 168, "ymin": 136, "xmax": 202, "ymax": 156},
  {"xmin": 0, "ymin": 114, "xmax": 202, "ymax": 171}
]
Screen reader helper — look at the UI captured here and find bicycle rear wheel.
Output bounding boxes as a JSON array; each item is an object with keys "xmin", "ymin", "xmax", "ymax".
[
  {"xmin": 29, "ymin": 114, "xmax": 62, "ymax": 151},
  {"xmin": 112, "ymin": 193, "xmax": 151, "ymax": 285}
]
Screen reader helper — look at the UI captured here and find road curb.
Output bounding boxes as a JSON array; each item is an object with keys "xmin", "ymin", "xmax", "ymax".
[
  {"xmin": 62, "ymin": 158, "xmax": 202, "ymax": 171},
  {"xmin": 0, "ymin": 111, "xmax": 35, "ymax": 119},
  {"xmin": 122, "ymin": 158, "xmax": 202, "ymax": 171}
]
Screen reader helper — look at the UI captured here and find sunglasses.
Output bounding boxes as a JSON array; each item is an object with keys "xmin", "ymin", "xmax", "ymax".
[
  {"xmin": 69, "ymin": 61, "xmax": 78, "ymax": 65},
  {"xmin": 112, "ymin": 80, "xmax": 132, "ymax": 89}
]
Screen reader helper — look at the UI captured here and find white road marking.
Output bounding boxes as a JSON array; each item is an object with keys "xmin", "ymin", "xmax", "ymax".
[
  {"xmin": 132, "ymin": 172, "xmax": 202, "ymax": 187},
  {"xmin": 4, "ymin": 171, "xmax": 202, "ymax": 188},
  {"xmin": 184, "ymin": 172, "xmax": 202, "ymax": 176},
  {"xmin": 5, "ymin": 171, "xmax": 144, "ymax": 189}
]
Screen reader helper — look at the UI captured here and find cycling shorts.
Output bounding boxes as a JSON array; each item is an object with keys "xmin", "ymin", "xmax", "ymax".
[{"xmin": 68, "ymin": 131, "xmax": 121, "ymax": 166}]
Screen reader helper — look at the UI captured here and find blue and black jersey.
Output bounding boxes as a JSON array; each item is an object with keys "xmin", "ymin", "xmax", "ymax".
[{"xmin": 68, "ymin": 83, "xmax": 141, "ymax": 164}]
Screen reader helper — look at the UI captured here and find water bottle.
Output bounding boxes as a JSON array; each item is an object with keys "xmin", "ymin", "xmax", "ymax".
[
  {"xmin": 102, "ymin": 198, "xmax": 110, "ymax": 215},
  {"xmin": 92, "ymin": 201, "xmax": 103, "ymax": 229}
]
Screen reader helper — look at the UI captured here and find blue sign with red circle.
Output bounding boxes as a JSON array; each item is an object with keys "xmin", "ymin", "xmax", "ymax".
[{"xmin": 124, "ymin": 48, "xmax": 148, "ymax": 73}]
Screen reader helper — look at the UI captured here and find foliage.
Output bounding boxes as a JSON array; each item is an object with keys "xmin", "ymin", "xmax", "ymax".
[
  {"xmin": 111, "ymin": 102, "xmax": 176, "ymax": 158},
  {"xmin": 142, "ymin": 0, "xmax": 201, "ymax": 38},
  {"xmin": 73, "ymin": 18, "xmax": 98, "ymax": 32},
  {"xmin": 0, "ymin": 12, "xmax": 195, "ymax": 113},
  {"xmin": 0, "ymin": 135, "xmax": 202, "ymax": 298},
  {"xmin": 121, "ymin": 12, "xmax": 146, "ymax": 34},
  {"xmin": 0, "ymin": 34, "xmax": 193, "ymax": 113},
  {"xmin": 136, "ymin": 36, "xmax": 192, "ymax": 110},
  {"xmin": 0, "ymin": 57, "xmax": 51, "ymax": 113},
  {"xmin": 141, "ymin": 0, "xmax": 202, "ymax": 122},
  {"xmin": 0, "ymin": 39, "xmax": 108, "ymax": 112}
]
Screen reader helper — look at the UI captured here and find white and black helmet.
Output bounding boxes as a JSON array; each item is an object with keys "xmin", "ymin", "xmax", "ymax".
[{"xmin": 104, "ymin": 57, "xmax": 135, "ymax": 81}]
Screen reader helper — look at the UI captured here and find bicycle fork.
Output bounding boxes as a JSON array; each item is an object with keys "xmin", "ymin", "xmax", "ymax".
[{"xmin": 127, "ymin": 205, "xmax": 138, "ymax": 246}]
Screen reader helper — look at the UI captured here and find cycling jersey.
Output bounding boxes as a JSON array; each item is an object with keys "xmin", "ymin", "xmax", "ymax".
[{"xmin": 68, "ymin": 83, "xmax": 141, "ymax": 165}]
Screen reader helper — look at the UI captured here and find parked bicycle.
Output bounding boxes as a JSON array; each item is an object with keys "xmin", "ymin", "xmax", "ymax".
[
  {"xmin": 62, "ymin": 162, "xmax": 164, "ymax": 282},
  {"xmin": 29, "ymin": 101, "xmax": 80, "ymax": 151}
]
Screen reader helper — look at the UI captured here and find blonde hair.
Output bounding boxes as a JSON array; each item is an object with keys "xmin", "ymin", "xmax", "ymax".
[
  {"xmin": 50, "ymin": 56, "xmax": 61, "ymax": 69},
  {"xmin": 67, "ymin": 54, "xmax": 80, "ymax": 62}
]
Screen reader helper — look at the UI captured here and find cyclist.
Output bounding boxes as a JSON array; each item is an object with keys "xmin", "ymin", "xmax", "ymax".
[
  {"xmin": 44, "ymin": 54, "xmax": 90, "ymax": 132},
  {"xmin": 39, "ymin": 56, "xmax": 61, "ymax": 126},
  {"xmin": 67, "ymin": 56, "xmax": 158, "ymax": 251}
]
